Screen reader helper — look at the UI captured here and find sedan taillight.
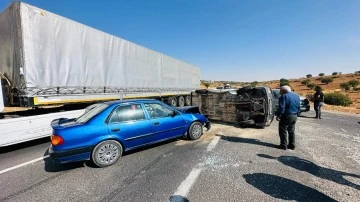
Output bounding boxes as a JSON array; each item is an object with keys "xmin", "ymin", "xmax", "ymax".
[{"xmin": 51, "ymin": 135, "xmax": 64, "ymax": 146}]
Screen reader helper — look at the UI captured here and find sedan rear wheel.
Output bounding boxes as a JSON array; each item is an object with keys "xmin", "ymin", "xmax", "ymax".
[
  {"xmin": 92, "ymin": 140, "xmax": 123, "ymax": 167},
  {"xmin": 188, "ymin": 122, "xmax": 203, "ymax": 140}
]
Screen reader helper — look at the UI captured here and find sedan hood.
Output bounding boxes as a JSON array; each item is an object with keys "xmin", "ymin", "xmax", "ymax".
[{"xmin": 175, "ymin": 106, "xmax": 201, "ymax": 114}]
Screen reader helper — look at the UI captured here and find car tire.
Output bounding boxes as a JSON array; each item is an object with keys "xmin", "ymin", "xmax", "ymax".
[
  {"xmin": 188, "ymin": 122, "xmax": 203, "ymax": 140},
  {"xmin": 91, "ymin": 140, "xmax": 123, "ymax": 167}
]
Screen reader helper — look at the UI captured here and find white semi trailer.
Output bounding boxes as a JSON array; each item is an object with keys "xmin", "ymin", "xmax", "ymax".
[{"xmin": 0, "ymin": 2, "xmax": 200, "ymax": 147}]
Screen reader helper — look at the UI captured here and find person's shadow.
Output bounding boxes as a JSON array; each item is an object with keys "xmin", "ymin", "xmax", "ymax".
[
  {"xmin": 258, "ymin": 154, "xmax": 360, "ymax": 190},
  {"xmin": 243, "ymin": 173, "xmax": 336, "ymax": 201},
  {"xmin": 217, "ymin": 134, "xmax": 278, "ymax": 148},
  {"xmin": 169, "ymin": 195, "xmax": 190, "ymax": 202}
]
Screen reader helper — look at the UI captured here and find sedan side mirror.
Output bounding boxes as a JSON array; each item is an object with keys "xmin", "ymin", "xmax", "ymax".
[{"xmin": 169, "ymin": 110, "xmax": 177, "ymax": 117}]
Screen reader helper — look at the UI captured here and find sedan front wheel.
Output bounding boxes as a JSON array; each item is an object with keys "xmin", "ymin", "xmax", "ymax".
[
  {"xmin": 188, "ymin": 122, "xmax": 203, "ymax": 140},
  {"xmin": 92, "ymin": 140, "xmax": 123, "ymax": 167}
]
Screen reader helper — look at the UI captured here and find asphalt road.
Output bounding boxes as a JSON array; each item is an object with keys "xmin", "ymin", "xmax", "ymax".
[{"xmin": 0, "ymin": 110, "xmax": 359, "ymax": 202}]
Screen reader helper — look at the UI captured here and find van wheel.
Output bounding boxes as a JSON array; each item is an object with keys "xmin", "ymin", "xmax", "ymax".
[
  {"xmin": 178, "ymin": 96, "xmax": 185, "ymax": 107},
  {"xmin": 188, "ymin": 122, "xmax": 203, "ymax": 140},
  {"xmin": 92, "ymin": 140, "xmax": 122, "ymax": 167}
]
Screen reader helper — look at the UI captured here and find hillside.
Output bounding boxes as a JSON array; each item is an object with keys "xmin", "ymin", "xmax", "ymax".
[{"xmin": 201, "ymin": 73, "xmax": 360, "ymax": 114}]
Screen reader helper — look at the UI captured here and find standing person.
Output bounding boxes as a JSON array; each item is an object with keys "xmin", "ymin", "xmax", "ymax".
[
  {"xmin": 313, "ymin": 86, "xmax": 324, "ymax": 119},
  {"xmin": 276, "ymin": 85, "xmax": 300, "ymax": 150}
]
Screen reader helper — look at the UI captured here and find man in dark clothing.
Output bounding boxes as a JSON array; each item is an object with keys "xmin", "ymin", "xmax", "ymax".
[
  {"xmin": 276, "ymin": 85, "xmax": 300, "ymax": 150},
  {"xmin": 314, "ymin": 86, "xmax": 324, "ymax": 119}
]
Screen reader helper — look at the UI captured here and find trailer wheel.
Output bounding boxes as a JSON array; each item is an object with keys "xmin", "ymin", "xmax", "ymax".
[
  {"xmin": 91, "ymin": 140, "xmax": 123, "ymax": 167},
  {"xmin": 178, "ymin": 96, "xmax": 185, "ymax": 107},
  {"xmin": 185, "ymin": 95, "xmax": 191, "ymax": 106},
  {"xmin": 168, "ymin": 97, "xmax": 177, "ymax": 107}
]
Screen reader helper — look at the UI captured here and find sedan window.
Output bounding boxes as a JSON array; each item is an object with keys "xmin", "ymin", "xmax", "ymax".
[
  {"xmin": 144, "ymin": 103, "xmax": 176, "ymax": 119},
  {"xmin": 109, "ymin": 104, "xmax": 145, "ymax": 123},
  {"xmin": 75, "ymin": 103, "xmax": 109, "ymax": 123}
]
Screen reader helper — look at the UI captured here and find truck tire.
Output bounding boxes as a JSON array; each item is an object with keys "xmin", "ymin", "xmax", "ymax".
[
  {"xmin": 168, "ymin": 97, "xmax": 177, "ymax": 107},
  {"xmin": 188, "ymin": 122, "xmax": 203, "ymax": 140},
  {"xmin": 178, "ymin": 96, "xmax": 185, "ymax": 107},
  {"xmin": 91, "ymin": 140, "xmax": 123, "ymax": 167},
  {"xmin": 185, "ymin": 95, "xmax": 191, "ymax": 106}
]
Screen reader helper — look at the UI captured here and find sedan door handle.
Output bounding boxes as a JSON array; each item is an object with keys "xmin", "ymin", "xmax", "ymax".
[
  {"xmin": 111, "ymin": 128, "xmax": 120, "ymax": 132},
  {"xmin": 153, "ymin": 122, "xmax": 160, "ymax": 126}
]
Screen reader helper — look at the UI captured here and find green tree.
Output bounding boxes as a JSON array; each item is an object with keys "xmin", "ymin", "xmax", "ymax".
[
  {"xmin": 348, "ymin": 79, "xmax": 359, "ymax": 87},
  {"xmin": 332, "ymin": 72, "xmax": 338, "ymax": 75},
  {"xmin": 340, "ymin": 83, "xmax": 351, "ymax": 91},
  {"xmin": 306, "ymin": 83, "xmax": 315, "ymax": 89},
  {"xmin": 318, "ymin": 73, "xmax": 325, "ymax": 77},
  {"xmin": 203, "ymin": 82, "xmax": 210, "ymax": 89},
  {"xmin": 306, "ymin": 74, "xmax": 312, "ymax": 78},
  {"xmin": 321, "ymin": 77, "xmax": 333, "ymax": 84},
  {"xmin": 279, "ymin": 78, "xmax": 289, "ymax": 86},
  {"xmin": 301, "ymin": 79, "xmax": 310, "ymax": 85}
]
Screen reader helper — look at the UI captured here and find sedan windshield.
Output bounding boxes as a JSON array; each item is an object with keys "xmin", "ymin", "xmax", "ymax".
[{"xmin": 75, "ymin": 103, "xmax": 109, "ymax": 123}]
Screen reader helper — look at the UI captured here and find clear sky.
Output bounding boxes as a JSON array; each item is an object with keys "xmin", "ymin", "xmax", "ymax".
[{"xmin": 1, "ymin": 0, "xmax": 359, "ymax": 82}]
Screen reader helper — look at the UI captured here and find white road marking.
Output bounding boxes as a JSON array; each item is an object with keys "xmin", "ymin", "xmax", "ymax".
[
  {"xmin": 341, "ymin": 128, "xmax": 347, "ymax": 133},
  {"xmin": 172, "ymin": 168, "xmax": 202, "ymax": 197},
  {"xmin": 207, "ymin": 136, "xmax": 221, "ymax": 152},
  {"xmin": 0, "ymin": 155, "xmax": 49, "ymax": 175}
]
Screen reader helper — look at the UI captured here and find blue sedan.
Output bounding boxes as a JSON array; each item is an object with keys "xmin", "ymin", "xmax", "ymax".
[{"xmin": 49, "ymin": 99, "xmax": 211, "ymax": 167}]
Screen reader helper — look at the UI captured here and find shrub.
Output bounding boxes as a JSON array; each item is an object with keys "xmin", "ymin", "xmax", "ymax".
[
  {"xmin": 318, "ymin": 73, "xmax": 325, "ymax": 76},
  {"xmin": 324, "ymin": 93, "xmax": 352, "ymax": 106},
  {"xmin": 279, "ymin": 78, "xmax": 289, "ymax": 86},
  {"xmin": 306, "ymin": 83, "xmax": 315, "ymax": 89},
  {"xmin": 320, "ymin": 77, "xmax": 333, "ymax": 84},
  {"xmin": 355, "ymin": 71, "xmax": 360, "ymax": 75},
  {"xmin": 348, "ymin": 79, "xmax": 359, "ymax": 87},
  {"xmin": 332, "ymin": 72, "xmax": 338, "ymax": 75},
  {"xmin": 203, "ymin": 82, "xmax": 210, "ymax": 88},
  {"xmin": 251, "ymin": 81, "xmax": 258, "ymax": 87},
  {"xmin": 340, "ymin": 83, "xmax": 350, "ymax": 91},
  {"xmin": 301, "ymin": 79, "xmax": 310, "ymax": 85},
  {"xmin": 306, "ymin": 74, "xmax": 312, "ymax": 78},
  {"xmin": 354, "ymin": 87, "xmax": 360, "ymax": 91}
]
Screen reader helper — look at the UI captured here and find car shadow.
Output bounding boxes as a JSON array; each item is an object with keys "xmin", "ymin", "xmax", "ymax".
[
  {"xmin": 210, "ymin": 120, "xmax": 266, "ymax": 129},
  {"xmin": 43, "ymin": 149, "xmax": 85, "ymax": 172},
  {"xmin": 122, "ymin": 138, "xmax": 180, "ymax": 157},
  {"xmin": 298, "ymin": 114, "xmax": 316, "ymax": 119},
  {"xmin": 243, "ymin": 173, "xmax": 336, "ymax": 201},
  {"xmin": 258, "ymin": 154, "xmax": 360, "ymax": 190},
  {"xmin": 216, "ymin": 134, "xmax": 278, "ymax": 148}
]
